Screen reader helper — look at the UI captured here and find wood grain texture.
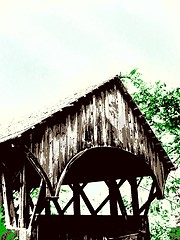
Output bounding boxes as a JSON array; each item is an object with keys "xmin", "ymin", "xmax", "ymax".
[{"xmin": 18, "ymin": 83, "xmax": 170, "ymax": 198}]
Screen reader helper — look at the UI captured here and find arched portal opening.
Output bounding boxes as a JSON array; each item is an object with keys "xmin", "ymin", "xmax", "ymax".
[{"xmin": 36, "ymin": 147, "xmax": 156, "ymax": 239}]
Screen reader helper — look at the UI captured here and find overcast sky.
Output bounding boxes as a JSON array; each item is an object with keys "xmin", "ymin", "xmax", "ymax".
[{"xmin": 0, "ymin": 0, "xmax": 179, "ymax": 123}]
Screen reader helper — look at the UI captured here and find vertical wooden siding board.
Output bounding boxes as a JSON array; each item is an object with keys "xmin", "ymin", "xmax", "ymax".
[
  {"xmin": 104, "ymin": 90, "xmax": 110, "ymax": 146},
  {"xmin": 85, "ymin": 102, "xmax": 89, "ymax": 148},
  {"xmin": 146, "ymin": 135, "xmax": 150, "ymax": 163},
  {"xmin": 111, "ymin": 85, "xmax": 119, "ymax": 147},
  {"xmin": 87, "ymin": 101, "xmax": 95, "ymax": 147},
  {"xmin": 101, "ymin": 91, "xmax": 107, "ymax": 146},
  {"xmin": 85, "ymin": 103, "xmax": 90, "ymax": 148},
  {"xmin": 116, "ymin": 89, "xmax": 124, "ymax": 147},
  {"xmin": 60, "ymin": 122, "xmax": 66, "ymax": 168},
  {"xmin": 108, "ymin": 90, "xmax": 114, "ymax": 146},
  {"xmin": 135, "ymin": 117, "xmax": 140, "ymax": 156},
  {"xmin": 65, "ymin": 115, "xmax": 70, "ymax": 163},
  {"xmin": 126, "ymin": 105, "xmax": 131, "ymax": 152},
  {"xmin": 81, "ymin": 104, "xmax": 85, "ymax": 150},
  {"xmin": 58, "ymin": 125, "xmax": 63, "ymax": 173},
  {"xmin": 127, "ymin": 105, "xmax": 134, "ymax": 153},
  {"xmin": 148, "ymin": 140, "xmax": 154, "ymax": 170},
  {"xmin": 110, "ymin": 88, "xmax": 116, "ymax": 146},
  {"xmin": 81, "ymin": 104, "xmax": 86, "ymax": 149},
  {"xmin": 48, "ymin": 130, "xmax": 53, "ymax": 185},
  {"xmin": 139, "ymin": 124, "xmax": 144, "ymax": 157},
  {"xmin": 72, "ymin": 112, "xmax": 78, "ymax": 157},
  {"xmin": 77, "ymin": 107, "xmax": 82, "ymax": 153},
  {"xmin": 99, "ymin": 94, "xmax": 103, "ymax": 146},
  {"xmin": 107, "ymin": 90, "xmax": 112, "ymax": 146},
  {"xmin": 43, "ymin": 127, "xmax": 50, "ymax": 177},
  {"xmin": 96, "ymin": 95, "xmax": 103, "ymax": 146},
  {"xmin": 129, "ymin": 109, "xmax": 135, "ymax": 154},
  {"xmin": 93, "ymin": 95, "xmax": 98, "ymax": 146},
  {"xmin": 63, "ymin": 119, "xmax": 69, "ymax": 165},
  {"xmin": 143, "ymin": 129, "xmax": 149, "ymax": 164},
  {"xmin": 52, "ymin": 125, "xmax": 60, "ymax": 186},
  {"xmin": 88, "ymin": 99, "xmax": 95, "ymax": 147},
  {"xmin": 86, "ymin": 101, "xmax": 93, "ymax": 147},
  {"xmin": 74, "ymin": 111, "xmax": 79, "ymax": 155},
  {"xmin": 121, "ymin": 96, "xmax": 128, "ymax": 150},
  {"xmin": 69, "ymin": 114, "xmax": 74, "ymax": 159}
]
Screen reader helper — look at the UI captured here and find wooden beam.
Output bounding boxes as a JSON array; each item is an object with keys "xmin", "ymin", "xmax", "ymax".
[
  {"xmin": 28, "ymin": 180, "xmax": 46, "ymax": 230},
  {"xmin": 24, "ymin": 145, "xmax": 54, "ymax": 196},
  {"xmin": 145, "ymin": 183, "xmax": 156, "ymax": 215},
  {"xmin": 95, "ymin": 179, "xmax": 126, "ymax": 214},
  {"xmin": 6, "ymin": 188, "xmax": 17, "ymax": 228},
  {"xmin": 110, "ymin": 179, "xmax": 128, "ymax": 219},
  {"xmin": 95, "ymin": 195, "xmax": 110, "ymax": 214},
  {"xmin": 75, "ymin": 184, "xmax": 96, "ymax": 215},
  {"xmin": 18, "ymin": 164, "xmax": 26, "ymax": 228},
  {"xmin": 29, "ymin": 195, "xmax": 34, "ymax": 211},
  {"xmin": 45, "ymin": 198, "xmax": 51, "ymax": 215},
  {"xmin": 23, "ymin": 145, "xmax": 63, "ymax": 215},
  {"xmin": 63, "ymin": 183, "xmax": 87, "ymax": 214},
  {"xmin": 139, "ymin": 183, "xmax": 156, "ymax": 215},
  {"xmin": 129, "ymin": 178, "xmax": 139, "ymax": 216},
  {"xmin": 1, "ymin": 173, "xmax": 11, "ymax": 228},
  {"xmin": 137, "ymin": 177, "xmax": 143, "ymax": 187},
  {"xmin": 1, "ymin": 165, "xmax": 17, "ymax": 227},
  {"xmin": 73, "ymin": 183, "xmax": 81, "ymax": 215},
  {"xmin": 62, "ymin": 197, "xmax": 74, "ymax": 213},
  {"xmin": 106, "ymin": 180, "xmax": 118, "ymax": 216},
  {"xmin": 116, "ymin": 186, "xmax": 128, "ymax": 219}
]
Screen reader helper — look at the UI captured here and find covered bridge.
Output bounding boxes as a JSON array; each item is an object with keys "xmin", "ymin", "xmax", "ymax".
[{"xmin": 0, "ymin": 76, "xmax": 174, "ymax": 239}]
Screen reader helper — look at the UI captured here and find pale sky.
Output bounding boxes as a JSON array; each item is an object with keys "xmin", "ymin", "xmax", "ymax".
[{"xmin": 0, "ymin": 0, "xmax": 179, "ymax": 124}]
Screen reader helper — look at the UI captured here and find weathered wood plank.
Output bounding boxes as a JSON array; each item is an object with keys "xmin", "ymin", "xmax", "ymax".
[{"xmin": 19, "ymin": 80, "xmax": 171, "ymax": 198}]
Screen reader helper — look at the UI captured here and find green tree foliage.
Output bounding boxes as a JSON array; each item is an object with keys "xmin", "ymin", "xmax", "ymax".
[
  {"xmin": 0, "ymin": 205, "xmax": 18, "ymax": 240},
  {"xmin": 121, "ymin": 69, "xmax": 180, "ymax": 160},
  {"xmin": 0, "ymin": 205, "xmax": 7, "ymax": 238},
  {"xmin": 121, "ymin": 69, "xmax": 180, "ymax": 240}
]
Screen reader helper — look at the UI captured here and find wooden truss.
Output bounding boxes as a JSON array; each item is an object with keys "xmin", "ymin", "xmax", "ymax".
[
  {"xmin": 0, "ymin": 146, "xmax": 156, "ymax": 239},
  {"xmin": 59, "ymin": 178, "xmax": 157, "ymax": 218}
]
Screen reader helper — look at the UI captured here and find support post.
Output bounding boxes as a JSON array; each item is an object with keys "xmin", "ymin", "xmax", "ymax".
[
  {"xmin": 18, "ymin": 164, "xmax": 27, "ymax": 228},
  {"xmin": 73, "ymin": 183, "xmax": 81, "ymax": 215},
  {"xmin": 129, "ymin": 178, "xmax": 139, "ymax": 216},
  {"xmin": 106, "ymin": 180, "xmax": 118, "ymax": 216},
  {"xmin": 28, "ymin": 179, "xmax": 46, "ymax": 230},
  {"xmin": 6, "ymin": 188, "xmax": 17, "ymax": 227},
  {"xmin": 45, "ymin": 198, "xmax": 51, "ymax": 215},
  {"xmin": 1, "ymin": 173, "xmax": 11, "ymax": 228}
]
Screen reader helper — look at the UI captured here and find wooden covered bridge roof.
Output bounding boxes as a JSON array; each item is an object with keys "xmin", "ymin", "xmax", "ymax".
[{"xmin": 0, "ymin": 76, "xmax": 175, "ymax": 199}]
